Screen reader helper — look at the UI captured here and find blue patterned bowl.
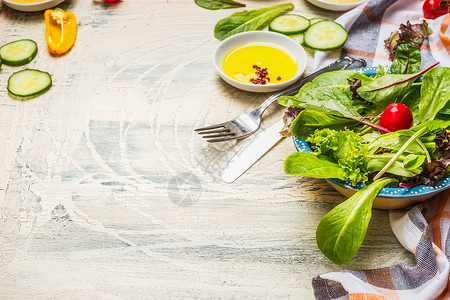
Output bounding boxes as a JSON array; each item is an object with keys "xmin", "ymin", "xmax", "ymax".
[{"xmin": 292, "ymin": 66, "xmax": 450, "ymax": 209}]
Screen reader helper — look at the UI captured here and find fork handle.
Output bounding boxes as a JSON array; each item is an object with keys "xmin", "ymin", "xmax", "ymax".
[{"xmin": 252, "ymin": 56, "xmax": 367, "ymax": 116}]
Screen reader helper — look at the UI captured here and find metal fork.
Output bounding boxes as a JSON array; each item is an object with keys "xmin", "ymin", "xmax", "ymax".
[{"xmin": 195, "ymin": 56, "xmax": 367, "ymax": 142}]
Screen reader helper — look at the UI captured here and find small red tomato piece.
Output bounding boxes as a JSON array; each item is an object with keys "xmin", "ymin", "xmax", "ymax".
[{"xmin": 379, "ymin": 103, "xmax": 413, "ymax": 132}]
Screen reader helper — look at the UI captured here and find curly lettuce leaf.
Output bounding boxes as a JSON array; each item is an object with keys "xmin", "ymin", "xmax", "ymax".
[{"xmin": 306, "ymin": 128, "xmax": 369, "ymax": 185}]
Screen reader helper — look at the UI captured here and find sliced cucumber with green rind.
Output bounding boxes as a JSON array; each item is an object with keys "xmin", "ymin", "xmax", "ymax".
[
  {"xmin": 0, "ymin": 39, "xmax": 37, "ymax": 66},
  {"xmin": 290, "ymin": 33, "xmax": 304, "ymax": 45},
  {"xmin": 310, "ymin": 18, "xmax": 326, "ymax": 25},
  {"xmin": 269, "ymin": 14, "xmax": 310, "ymax": 35},
  {"xmin": 303, "ymin": 20, "xmax": 348, "ymax": 51},
  {"xmin": 8, "ymin": 69, "xmax": 52, "ymax": 97}
]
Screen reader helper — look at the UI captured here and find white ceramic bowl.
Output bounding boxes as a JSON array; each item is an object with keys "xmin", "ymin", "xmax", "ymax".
[
  {"xmin": 214, "ymin": 31, "xmax": 307, "ymax": 93},
  {"xmin": 2, "ymin": 0, "xmax": 65, "ymax": 12},
  {"xmin": 307, "ymin": 0, "xmax": 368, "ymax": 11}
]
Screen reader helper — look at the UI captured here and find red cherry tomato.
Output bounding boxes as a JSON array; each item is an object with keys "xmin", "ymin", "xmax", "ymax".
[
  {"xmin": 379, "ymin": 103, "xmax": 413, "ymax": 132},
  {"xmin": 423, "ymin": 0, "xmax": 450, "ymax": 19}
]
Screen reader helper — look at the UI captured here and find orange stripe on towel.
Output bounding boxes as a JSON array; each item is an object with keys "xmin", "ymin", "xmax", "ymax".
[
  {"xmin": 439, "ymin": 14, "xmax": 450, "ymax": 56},
  {"xmin": 431, "ymin": 190, "xmax": 449, "ymax": 249},
  {"xmin": 356, "ymin": 6, "xmax": 398, "ymax": 26},
  {"xmin": 345, "ymin": 48, "xmax": 390, "ymax": 61},
  {"xmin": 350, "ymin": 293, "xmax": 387, "ymax": 300}
]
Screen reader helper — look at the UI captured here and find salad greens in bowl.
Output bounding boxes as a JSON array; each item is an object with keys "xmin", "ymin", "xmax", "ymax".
[
  {"xmin": 279, "ymin": 41, "xmax": 450, "ymax": 265},
  {"xmin": 291, "ymin": 65, "xmax": 450, "ymax": 210}
]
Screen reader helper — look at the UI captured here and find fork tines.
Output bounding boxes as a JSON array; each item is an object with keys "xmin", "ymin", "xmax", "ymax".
[{"xmin": 194, "ymin": 124, "xmax": 237, "ymax": 142}]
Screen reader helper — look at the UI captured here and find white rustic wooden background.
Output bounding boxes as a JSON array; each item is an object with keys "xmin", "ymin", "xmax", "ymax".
[{"xmin": 0, "ymin": 0, "xmax": 414, "ymax": 299}]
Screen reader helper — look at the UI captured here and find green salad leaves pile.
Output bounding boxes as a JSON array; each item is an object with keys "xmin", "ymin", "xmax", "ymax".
[{"xmin": 281, "ymin": 26, "xmax": 450, "ymax": 264}]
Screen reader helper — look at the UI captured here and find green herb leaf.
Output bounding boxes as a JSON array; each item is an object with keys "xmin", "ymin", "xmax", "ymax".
[
  {"xmin": 316, "ymin": 177, "xmax": 397, "ymax": 265},
  {"xmin": 418, "ymin": 67, "xmax": 450, "ymax": 123},
  {"xmin": 194, "ymin": 0, "xmax": 245, "ymax": 10},
  {"xmin": 284, "ymin": 152, "xmax": 348, "ymax": 180},
  {"xmin": 390, "ymin": 44, "xmax": 421, "ymax": 74},
  {"xmin": 214, "ymin": 3, "xmax": 294, "ymax": 41}
]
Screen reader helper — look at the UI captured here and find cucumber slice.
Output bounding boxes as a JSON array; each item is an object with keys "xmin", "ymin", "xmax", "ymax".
[
  {"xmin": 303, "ymin": 20, "xmax": 348, "ymax": 51},
  {"xmin": 310, "ymin": 18, "xmax": 326, "ymax": 24},
  {"xmin": 8, "ymin": 69, "xmax": 52, "ymax": 97},
  {"xmin": 269, "ymin": 14, "xmax": 310, "ymax": 35},
  {"xmin": 290, "ymin": 33, "xmax": 304, "ymax": 45},
  {"xmin": 0, "ymin": 39, "xmax": 37, "ymax": 66}
]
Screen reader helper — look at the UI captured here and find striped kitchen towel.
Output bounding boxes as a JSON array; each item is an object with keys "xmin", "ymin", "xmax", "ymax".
[
  {"xmin": 312, "ymin": 0, "xmax": 450, "ymax": 299},
  {"xmin": 313, "ymin": 190, "xmax": 449, "ymax": 299},
  {"xmin": 314, "ymin": 0, "xmax": 450, "ymax": 70}
]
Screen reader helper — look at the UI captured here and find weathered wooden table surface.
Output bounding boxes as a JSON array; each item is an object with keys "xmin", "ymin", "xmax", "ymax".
[{"xmin": 0, "ymin": 0, "xmax": 415, "ymax": 299}]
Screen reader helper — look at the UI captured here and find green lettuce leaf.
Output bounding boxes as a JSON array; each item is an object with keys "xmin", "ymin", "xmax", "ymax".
[
  {"xmin": 195, "ymin": 0, "xmax": 245, "ymax": 10},
  {"xmin": 306, "ymin": 128, "xmax": 369, "ymax": 185},
  {"xmin": 284, "ymin": 152, "xmax": 347, "ymax": 180},
  {"xmin": 290, "ymin": 109, "xmax": 359, "ymax": 140},
  {"xmin": 418, "ymin": 67, "xmax": 450, "ymax": 122},
  {"xmin": 316, "ymin": 177, "xmax": 397, "ymax": 265},
  {"xmin": 390, "ymin": 44, "xmax": 421, "ymax": 74},
  {"xmin": 214, "ymin": 3, "xmax": 294, "ymax": 40}
]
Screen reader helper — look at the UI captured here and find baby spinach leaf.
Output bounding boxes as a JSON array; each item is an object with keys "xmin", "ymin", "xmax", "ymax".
[
  {"xmin": 278, "ymin": 70, "xmax": 373, "ymax": 116},
  {"xmin": 366, "ymin": 130, "xmax": 418, "ymax": 154},
  {"xmin": 418, "ymin": 67, "xmax": 450, "ymax": 123},
  {"xmin": 403, "ymin": 154, "xmax": 426, "ymax": 170},
  {"xmin": 400, "ymin": 84, "xmax": 421, "ymax": 119},
  {"xmin": 194, "ymin": 0, "xmax": 245, "ymax": 10},
  {"xmin": 411, "ymin": 119, "xmax": 450, "ymax": 135},
  {"xmin": 373, "ymin": 127, "xmax": 428, "ymax": 181},
  {"xmin": 438, "ymin": 103, "xmax": 450, "ymax": 115},
  {"xmin": 284, "ymin": 152, "xmax": 347, "ymax": 180},
  {"xmin": 390, "ymin": 44, "xmax": 421, "ymax": 74},
  {"xmin": 364, "ymin": 155, "xmax": 419, "ymax": 177},
  {"xmin": 290, "ymin": 110, "xmax": 359, "ymax": 140},
  {"xmin": 316, "ymin": 177, "xmax": 397, "ymax": 265},
  {"xmin": 214, "ymin": 3, "xmax": 294, "ymax": 40}
]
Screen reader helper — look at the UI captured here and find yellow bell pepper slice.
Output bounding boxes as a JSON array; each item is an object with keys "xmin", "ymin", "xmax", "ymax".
[{"xmin": 44, "ymin": 8, "xmax": 77, "ymax": 55}]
